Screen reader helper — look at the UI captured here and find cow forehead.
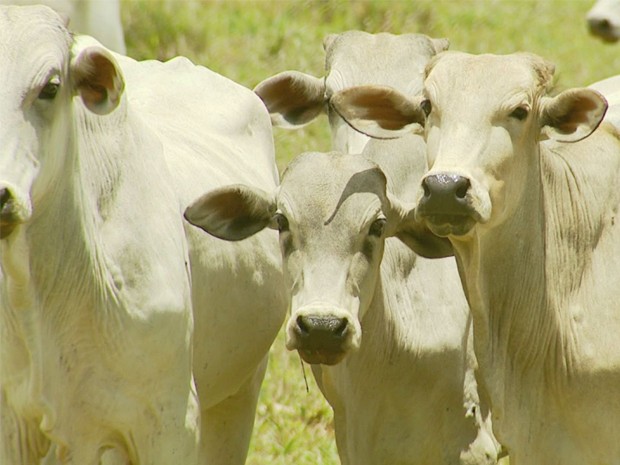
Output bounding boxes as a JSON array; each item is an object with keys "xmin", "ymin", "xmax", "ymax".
[
  {"xmin": 0, "ymin": 6, "xmax": 71, "ymax": 88},
  {"xmin": 325, "ymin": 32, "xmax": 435, "ymax": 93},
  {"xmin": 279, "ymin": 152, "xmax": 386, "ymax": 219},
  {"xmin": 426, "ymin": 52, "xmax": 551, "ymax": 111},
  {"xmin": 0, "ymin": 5, "xmax": 69, "ymax": 47}
]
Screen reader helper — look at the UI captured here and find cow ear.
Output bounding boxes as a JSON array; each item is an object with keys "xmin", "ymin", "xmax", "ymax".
[
  {"xmin": 330, "ymin": 85, "xmax": 426, "ymax": 140},
  {"xmin": 71, "ymin": 43, "xmax": 124, "ymax": 115},
  {"xmin": 323, "ymin": 33, "xmax": 338, "ymax": 52},
  {"xmin": 184, "ymin": 184, "xmax": 276, "ymax": 241},
  {"xmin": 540, "ymin": 88, "xmax": 607, "ymax": 143},
  {"xmin": 431, "ymin": 38, "xmax": 450, "ymax": 54},
  {"xmin": 254, "ymin": 71, "xmax": 325, "ymax": 128},
  {"xmin": 386, "ymin": 195, "xmax": 454, "ymax": 258}
]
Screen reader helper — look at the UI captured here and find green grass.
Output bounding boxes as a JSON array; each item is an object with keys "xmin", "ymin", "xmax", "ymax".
[{"xmin": 120, "ymin": 1, "xmax": 616, "ymax": 463}]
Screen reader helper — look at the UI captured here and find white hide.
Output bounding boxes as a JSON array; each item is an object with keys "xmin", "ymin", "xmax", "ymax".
[
  {"xmin": 0, "ymin": 8, "xmax": 197, "ymax": 464},
  {"xmin": 331, "ymin": 50, "xmax": 620, "ymax": 465},
  {"xmin": 185, "ymin": 144, "xmax": 502, "ymax": 465},
  {"xmin": 419, "ymin": 52, "xmax": 620, "ymax": 465},
  {"xmin": 589, "ymin": 74, "xmax": 620, "ymax": 129},
  {"xmin": 252, "ymin": 31, "xmax": 502, "ymax": 465},
  {"xmin": 0, "ymin": 0, "xmax": 126, "ymax": 53},
  {"xmin": 254, "ymin": 31, "xmax": 448, "ymax": 154},
  {"xmin": 0, "ymin": 5, "xmax": 286, "ymax": 465}
]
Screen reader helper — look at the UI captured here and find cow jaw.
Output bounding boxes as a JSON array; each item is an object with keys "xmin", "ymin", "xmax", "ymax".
[{"xmin": 298, "ymin": 349, "xmax": 347, "ymax": 366}]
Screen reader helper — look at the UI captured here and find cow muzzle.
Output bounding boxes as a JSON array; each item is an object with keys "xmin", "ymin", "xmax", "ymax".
[
  {"xmin": 587, "ymin": 16, "xmax": 620, "ymax": 43},
  {"xmin": 417, "ymin": 173, "xmax": 481, "ymax": 237},
  {"xmin": 286, "ymin": 308, "xmax": 360, "ymax": 365}
]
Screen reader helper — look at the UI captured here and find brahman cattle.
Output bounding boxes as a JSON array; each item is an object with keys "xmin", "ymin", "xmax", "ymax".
[
  {"xmin": 251, "ymin": 31, "xmax": 502, "ymax": 464},
  {"xmin": 331, "ymin": 50, "xmax": 620, "ymax": 465},
  {"xmin": 587, "ymin": 0, "xmax": 620, "ymax": 42},
  {"xmin": 0, "ymin": 0, "xmax": 126, "ymax": 53},
  {"xmin": 0, "ymin": 5, "xmax": 286, "ymax": 464},
  {"xmin": 185, "ymin": 140, "xmax": 501, "ymax": 464}
]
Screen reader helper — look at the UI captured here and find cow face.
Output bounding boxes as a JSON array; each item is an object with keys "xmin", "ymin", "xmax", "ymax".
[
  {"xmin": 416, "ymin": 52, "xmax": 606, "ymax": 238},
  {"xmin": 185, "ymin": 151, "xmax": 450, "ymax": 365},
  {"xmin": 0, "ymin": 5, "xmax": 124, "ymax": 240},
  {"xmin": 273, "ymin": 153, "xmax": 394, "ymax": 364},
  {"xmin": 330, "ymin": 52, "xmax": 607, "ymax": 239}
]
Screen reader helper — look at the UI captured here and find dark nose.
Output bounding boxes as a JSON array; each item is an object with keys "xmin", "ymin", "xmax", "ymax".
[
  {"xmin": 0, "ymin": 187, "xmax": 12, "ymax": 215},
  {"xmin": 294, "ymin": 315, "xmax": 349, "ymax": 349},
  {"xmin": 0, "ymin": 187, "xmax": 18, "ymax": 240},
  {"xmin": 589, "ymin": 17, "xmax": 612, "ymax": 35},
  {"xmin": 419, "ymin": 173, "xmax": 471, "ymax": 215}
]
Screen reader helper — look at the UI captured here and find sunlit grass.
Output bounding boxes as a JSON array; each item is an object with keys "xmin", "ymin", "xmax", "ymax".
[{"xmin": 121, "ymin": 1, "xmax": 613, "ymax": 463}]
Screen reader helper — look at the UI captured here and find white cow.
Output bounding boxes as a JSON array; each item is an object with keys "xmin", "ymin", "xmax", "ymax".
[
  {"xmin": 254, "ymin": 30, "xmax": 449, "ymax": 154},
  {"xmin": 0, "ymin": 0, "xmax": 126, "ymax": 53},
  {"xmin": 330, "ymin": 51, "xmax": 620, "ymax": 464},
  {"xmin": 0, "ymin": 5, "xmax": 286, "ymax": 465},
  {"xmin": 587, "ymin": 0, "xmax": 620, "ymax": 42},
  {"xmin": 252, "ymin": 31, "xmax": 502, "ymax": 464},
  {"xmin": 185, "ymin": 144, "xmax": 501, "ymax": 465}
]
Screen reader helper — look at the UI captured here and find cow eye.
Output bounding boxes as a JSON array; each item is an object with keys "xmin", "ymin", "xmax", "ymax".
[
  {"xmin": 368, "ymin": 218, "xmax": 386, "ymax": 237},
  {"xmin": 274, "ymin": 213, "xmax": 289, "ymax": 233},
  {"xmin": 509, "ymin": 106, "xmax": 529, "ymax": 121},
  {"xmin": 421, "ymin": 99, "xmax": 432, "ymax": 117},
  {"xmin": 39, "ymin": 76, "xmax": 60, "ymax": 100}
]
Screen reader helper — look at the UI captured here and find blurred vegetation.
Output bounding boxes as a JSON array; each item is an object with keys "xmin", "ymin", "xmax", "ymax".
[{"xmin": 120, "ymin": 1, "xmax": 616, "ymax": 464}]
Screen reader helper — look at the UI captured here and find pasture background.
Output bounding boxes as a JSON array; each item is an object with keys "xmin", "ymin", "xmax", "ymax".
[{"xmin": 119, "ymin": 1, "xmax": 618, "ymax": 464}]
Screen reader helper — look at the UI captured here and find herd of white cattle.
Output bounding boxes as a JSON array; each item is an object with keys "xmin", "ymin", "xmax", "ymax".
[{"xmin": 1, "ymin": 2, "xmax": 620, "ymax": 465}]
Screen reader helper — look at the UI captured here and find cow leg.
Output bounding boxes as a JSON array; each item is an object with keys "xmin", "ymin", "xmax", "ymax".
[{"xmin": 199, "ymin": 355, "xmax": 268, "ymax": 465}]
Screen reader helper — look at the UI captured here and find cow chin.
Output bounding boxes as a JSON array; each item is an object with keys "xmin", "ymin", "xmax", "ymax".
[
  {"xmin": 424, "ymin": 214, "xmax": 477, "ymax": 238},
  {"xmin": 298, "ymin": 348, "xmax": 347, "ymax": 366}
]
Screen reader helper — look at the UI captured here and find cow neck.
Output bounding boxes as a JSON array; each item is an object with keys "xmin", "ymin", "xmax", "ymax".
[
  {"xmin": 27, "ymin": 99, "xmax": 133, "ymax": 328},
  {"xmin": 454, "ymin": 140, "xmax": 581, "ymax": 403}
]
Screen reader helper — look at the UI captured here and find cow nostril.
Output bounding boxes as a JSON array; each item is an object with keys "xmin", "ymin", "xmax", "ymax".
[
  {"xmin": 595, "ymin": 18, "xmax": 612, "ymax": 32},
  {"xmin": 296, "ymin": 315, "xmax": 310, "ymax": 335},
  {"xmin": 295, "ymin": 314, "xmax": 349, "ymax": 339},
  {"xmin": 334, "ymin": 318, "xmax": 348, "ymax": 337},
  {"xmin": 422, "ymin": 174, "xmax": 470, "ymax": 201},
  {"xmin": 455, "ymin": 179, "xmax": 470, "ymax": 199},
  {"xmin": 422, "ymin": 179, "xmax": 431, "ymax": 198},
  {"xmin": 0, "ymin": 188, "xmax": 13, "ymax": 213}
]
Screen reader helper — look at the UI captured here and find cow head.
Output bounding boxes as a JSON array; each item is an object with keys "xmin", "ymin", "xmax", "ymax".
[
  {"xmin": 331, "ymin": 51, "xmax": 607, "ymax": 239},
  {"xmin": 185, "ymin": 151, "xmax": 449, "ymax": 365},
  {"xmin": 253, "ymin": 31, "xmax": 448, "ymax": 154},
  {"xmin": 587, "ymin": 0, "xmax": 620, "ymax": 42},
  {"xmin": 0, "ymin": 5, "xmax": 124, "ymax": 240}
]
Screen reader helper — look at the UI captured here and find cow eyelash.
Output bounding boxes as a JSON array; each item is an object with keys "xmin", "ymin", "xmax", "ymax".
[
  {"xmin": 368, "ymin": 218, "xmax": 387, "ymax": 237},
  {"xmin": 509, "ymin": 105, "xmax": 529, "ymax": 121},
  {"xmin": 38, "ymin": 76, "xmax": 61, "ymax": 100},
  {"xmin": 274, "ymin": 213, "xmax": 289, "ymax": 233},
  {"xmin": 421, "ymin": 99, "xmax": 432, "ymax": 117}
]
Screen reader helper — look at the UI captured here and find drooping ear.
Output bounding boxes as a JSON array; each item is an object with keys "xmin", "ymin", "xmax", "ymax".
[
  {"xmin": 184, "ymin": 184, "xmax": 276, "ymax": 241},
  {"xmin": 431, "ymin": 38, "xmax": 450, "ymax": 54},
  {"xmin": 71, "ymin": 41, "xmax": 124, "ymax": 115},
  {"xmin": 253, "ymin": 71, "xmax": 326, "ymax": 128},
  {"xmin": 385, "ymin": 194, "xmax": 454, "ymax": 258},
  {"xmin": 330, "ymin": 85, "xmax": 426, "ymax": 140},
  {"xmin": 540, "ymin": 88, "xmax": 607, "ymax": 143}
]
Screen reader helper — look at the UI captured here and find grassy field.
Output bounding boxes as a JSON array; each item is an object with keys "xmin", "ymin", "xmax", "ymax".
[{"xmin": 120, "ymin": 1, "xmax": 618, "ymax": 464}]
